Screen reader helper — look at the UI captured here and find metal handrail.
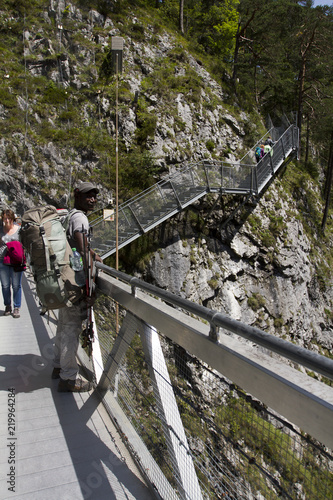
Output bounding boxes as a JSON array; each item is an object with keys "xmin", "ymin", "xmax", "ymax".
[{"xmin": 96, "ymin": 262, "xmax": 333, "ymax": 381}]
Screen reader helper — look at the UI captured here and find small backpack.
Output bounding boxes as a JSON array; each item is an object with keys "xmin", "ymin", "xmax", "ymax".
[
  {"xmin": 255, "ymin": 146, "xmax": 262, "ymax": 159},
  {"xmin": 3, "ymin": 240, "xmax": 26, "ymax": 271},
  {"xmin": 20, "ymin": 205, "xmax": 83, "ymax": 310}
]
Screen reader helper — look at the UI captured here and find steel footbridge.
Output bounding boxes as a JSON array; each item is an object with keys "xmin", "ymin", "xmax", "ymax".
[
  {"xmin": 1, "ymin": 122, "xmax": 333, "ymax": 499},
  {"xmin": 91, "ymin": 124, "xmax": 299, "ymax": 259}
]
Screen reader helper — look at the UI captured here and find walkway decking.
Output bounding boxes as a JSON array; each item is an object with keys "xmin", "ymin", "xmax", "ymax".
[{"xmin": 0, "ymin": 273, "xmax": 154, "ymax": 500}]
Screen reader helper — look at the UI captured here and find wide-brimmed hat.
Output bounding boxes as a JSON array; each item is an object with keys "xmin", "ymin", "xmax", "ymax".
[{"xmin": 74, "ymin": 182, "xmax": 99, "ymax": 194}]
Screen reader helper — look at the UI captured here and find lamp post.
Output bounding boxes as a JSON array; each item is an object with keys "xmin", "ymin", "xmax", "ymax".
[{"xmin": 111, "ymin": 36, "xmax": 123, "ymax": 334}]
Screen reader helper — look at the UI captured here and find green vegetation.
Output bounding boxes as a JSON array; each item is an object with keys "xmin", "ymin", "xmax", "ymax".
[
  {"xmin": 216, "ymin": 391, "xmax": 333, "ymax": 498},
  {"xmin": 12, "ymin": 2, "xmax": 328, "ymax": 496},
  {"xmin": 248, "ymin": 293, "xmax": 266, "ymax": 311},
  {"xmin": 207, "ymin": 276, "xmax": 219, "ymax": 289}
]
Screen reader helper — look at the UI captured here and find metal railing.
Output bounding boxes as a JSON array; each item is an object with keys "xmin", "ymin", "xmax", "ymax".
[
  {"xmin": 77, "ymin": 262, "xmax": 333, "ymax": 500},
  {"xmin": 91, "ymin": 125, "xmax": 299, "ymax": 259}
]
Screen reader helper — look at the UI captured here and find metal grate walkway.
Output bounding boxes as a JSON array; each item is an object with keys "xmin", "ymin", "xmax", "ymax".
[
  {"xmin": 91, "ymin": 124, "xmax": 299, "ymax": 259},
  {"xmin": 0, "ymin": 273, "xmax": 154, "ymax": 500}
]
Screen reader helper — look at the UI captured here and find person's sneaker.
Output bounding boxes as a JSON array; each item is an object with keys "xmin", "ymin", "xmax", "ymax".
[
  {"xmin": 4, "ymin": 305, "xmax": 11, "ymax": 316},
  {"xmin": 58, "ymin": 378, "xmax": 92, "ymax": 393},
  {"xmin": 12, "ymin": 308, "xmax": 20, "ymax": 318},
  {"xmin": 51, "ymin": 367, "xmax": 61, "ymax": 379}
]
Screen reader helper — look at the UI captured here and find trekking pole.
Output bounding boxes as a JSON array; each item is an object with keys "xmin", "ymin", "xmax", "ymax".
[
  {"xmin": 86, "ymin": 227, "xmax": 94, "ymax": 356},
  {"xmin": 81, "ymin": 225, "xmax": 94, "ymax": 356}
]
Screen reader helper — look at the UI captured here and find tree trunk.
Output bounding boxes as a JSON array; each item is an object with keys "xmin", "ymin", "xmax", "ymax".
[
  {"xmin": 321, "ymin": 131, "xmax": 333, "ymax": 232},
  {"xmin": 305, "ymin": 114, "xmax": 310, "ymax": 164},
  {"xmin": 232, "ymin": 22, "xmax": 241, "ymax": 86},
  {"xmin": 297, "ymin": 58, "xmax": 306, "ymax": 157},
  {"xmin": 179, "ymin": 0, "xmax": 184, "ymax": 34}
]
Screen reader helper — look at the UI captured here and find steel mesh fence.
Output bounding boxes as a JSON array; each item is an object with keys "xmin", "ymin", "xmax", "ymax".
[
  {"xmin": 172, "ymin": 358, "xmax": 333, "ymax": 500},
  {"xmin": 92, "ymin": 294, "xmax": 333, "ymax": 500}
]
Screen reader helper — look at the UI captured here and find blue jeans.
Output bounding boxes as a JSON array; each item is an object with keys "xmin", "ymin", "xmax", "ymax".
[{"xmin": 0, "ymin": 262, "xmax": 23, "ymax": 308}]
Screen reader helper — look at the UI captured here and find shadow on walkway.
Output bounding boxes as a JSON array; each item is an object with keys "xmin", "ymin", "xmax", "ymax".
[{"xmin": 0, "ymin": 274, "xmax": 153, "ymax": 499}]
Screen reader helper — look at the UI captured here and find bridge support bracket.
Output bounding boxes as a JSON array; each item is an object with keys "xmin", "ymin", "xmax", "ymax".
[{"xmin": 209, "ymin": 318, "xmax": 219, "ymax": 342}]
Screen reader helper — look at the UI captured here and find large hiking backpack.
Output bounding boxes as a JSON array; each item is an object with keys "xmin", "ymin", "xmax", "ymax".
[
  {"xmin": 20, "ymin": 205, "xmax": 83, "ymax": 310},
  {"xmin": 255, "ymin": 146, "xmax": 262, "ymax": 159}
]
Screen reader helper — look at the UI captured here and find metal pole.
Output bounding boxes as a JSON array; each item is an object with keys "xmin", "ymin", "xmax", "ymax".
[
  {"xmin": 115, "ymin": 53, "xmax": 119, "ymax": 335},
  {"xmin": 111, "ymin": 36, "xmax": 123, "ymax": 336},
  {"xmin": 116, "ymin": 53, "xmax": 119, "ymax": 273}
]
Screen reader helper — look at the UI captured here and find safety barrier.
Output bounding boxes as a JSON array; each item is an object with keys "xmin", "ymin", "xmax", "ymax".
[{"xmin": 77, "ymin": 262, "xmax": 333, "ymax": 500}]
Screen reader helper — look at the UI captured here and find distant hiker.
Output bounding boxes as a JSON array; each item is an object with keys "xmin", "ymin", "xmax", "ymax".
[
  {"xmin": 264, "ymin": 143, "xmax": 273, "ymax": 157},
  {"xmin": 0, "ymin": 210, "xmax": 25, "ymax": 318},
  {"xmin": 265, "ymin": 136, "xmax": 274, "ymax": 147},
  {"xmin": 53, "ymin": 182, "xmax": 102, "ymax": 393},
  {"xmin": 255, "ymin": 145, "xmax": 263, "ymax": 163}
]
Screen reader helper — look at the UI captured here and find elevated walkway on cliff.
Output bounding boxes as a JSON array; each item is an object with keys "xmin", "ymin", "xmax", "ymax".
[
  {"xmin": 0, "ymin": 274, "xmax": 154, "ymax": 499},
  {"xmin": 1, "ymin": 264, "xmax": 332, "ymax": 499},
  {"xmin": 91, "ymin": 123, "xmax": 299, "ymax": 259}
]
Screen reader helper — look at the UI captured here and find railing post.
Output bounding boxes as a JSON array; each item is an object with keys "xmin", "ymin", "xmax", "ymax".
[
  {"xmin": 251, "ymin": 165, "xmax": 254, "ymax": 194},
  {"xmin": 281, "ymin": 135, "xmax": 286, "ymax": 159},
  {"xmin": 254, "ymin": 164, "xmax": 258, "ymax": 194},
  {"xmin": 203, "ymin": 160, "xmax": 211, "ymax": 191},
  {"xmin": 221, "ymin": 162, "xmax": 224, "ymax": 191},
  {"xmin": 169, "ymin": 180, "xmax": 185, "ymax": 209}
]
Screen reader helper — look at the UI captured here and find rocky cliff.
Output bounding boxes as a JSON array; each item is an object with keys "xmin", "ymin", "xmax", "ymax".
[
  {"xmin": 0, "ymin": 1, "xmax": 332, "ymax": 360},
  {"xmin": 0, "ymin": 1, "xmax": 259, "ymax": 212},
  {"xmin": 138, "ymin": 174, "xmax": 333, "ymax": 360}
]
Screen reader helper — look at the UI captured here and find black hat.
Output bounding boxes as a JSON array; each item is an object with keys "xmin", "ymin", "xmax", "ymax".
[{"xmin": 75, "ymin": 182, "xmax": 99, "ymax": 194}]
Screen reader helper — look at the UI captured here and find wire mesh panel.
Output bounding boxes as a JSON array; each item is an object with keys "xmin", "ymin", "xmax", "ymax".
[
  {"xmin": 92, "ymin": 204, "xmax": 140, "ymax": 251},
  {"xmin": 220, "ymin": 163, "xmax": 254, "ymax": 192},
  {"xmin": 161, "ymin": 341, "xmax": 333, "ymax": 499},
  {"xmin": 256, "ymin": 154, "xmax": 273, "ymax": 192},
  {"xmin": 129, "ymin": 186, "xmax": 173, "ymax": 227},
  {"xmin": 92, "ymin": 293, "xmax": 333, "ymax": 500}
]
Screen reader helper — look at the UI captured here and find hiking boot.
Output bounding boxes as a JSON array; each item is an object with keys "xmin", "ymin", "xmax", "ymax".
[
  {"xmin": 4, "ymin": 305, "xmax": 11, "ymax": 316},
  {"xmin": 51, "ymin": 367, "xmax": 61, "ymax": 379},
  {"xmin": 12, "ymin": 308, "xmax": 20, "ymax": 318},
  {"xmin": 58, "ymin": 378, "xmax": 93, "ymax": 393}
]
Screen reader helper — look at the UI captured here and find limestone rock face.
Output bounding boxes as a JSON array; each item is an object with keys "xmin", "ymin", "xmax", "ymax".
[
  {"xmin": 0, "ymin": 2, "xmax": 331, "ymax": 356},
  {"xmin": 141, "ymin": 183, "xmax": 333, "ymax": 351},
  {"xmin": 0, "ymin": 4, "xmax": 252, "ymax": 212}
]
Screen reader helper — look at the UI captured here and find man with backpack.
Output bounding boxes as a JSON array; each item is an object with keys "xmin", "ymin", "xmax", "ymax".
[{"xmin": 52, "ymin": 182, "xmax": 102, "ymax": 392}]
